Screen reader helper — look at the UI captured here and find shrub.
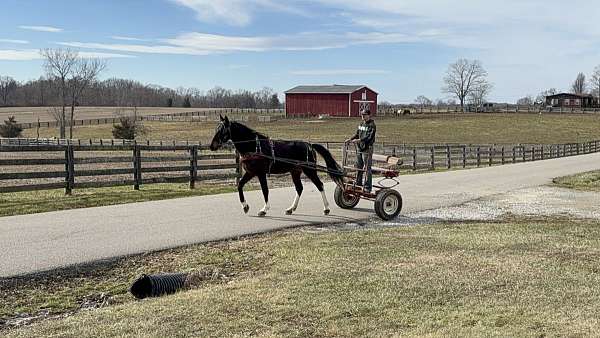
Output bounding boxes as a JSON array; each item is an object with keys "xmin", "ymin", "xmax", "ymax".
[
  {"xmin": 112, "ymin": 116, "xmax": 145, "ymax": 140},
  {"xmin": 0, "ymin": 116, "xmax": 23, "ymax": 138}
]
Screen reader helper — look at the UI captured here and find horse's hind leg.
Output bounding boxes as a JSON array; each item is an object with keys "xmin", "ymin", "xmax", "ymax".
[
  {"xmin": 257, "ymin": 174, "xmax": 270, "ymax": 217},
  {"xmin": 286, "ymin": 170, "xmax": 303, "ymax": 215},
  {"xmin": 303, "ymin": 168, "xmax": 330, "ymax": 215},
  {"xmin": 238, "ymin": 172, "xmax": 254, "ymax": 214}
]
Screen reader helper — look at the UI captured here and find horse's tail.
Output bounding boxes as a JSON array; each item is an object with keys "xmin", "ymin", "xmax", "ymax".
[{"xmin": 311, "ymin": 143, "xmax": 344, "ymax": 187}]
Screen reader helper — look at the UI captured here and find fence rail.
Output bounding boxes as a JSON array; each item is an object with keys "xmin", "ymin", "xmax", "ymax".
[
  {"xmin": 1, "ymin": 139, "xmax": 599, "ymax": 194},
  {"xmin": 0, "ymin": 143, "xmax": 239, "ymax": 194}
]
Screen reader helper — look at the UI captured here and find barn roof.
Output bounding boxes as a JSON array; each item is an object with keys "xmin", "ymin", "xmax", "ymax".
[
  {"xmin": 285, "ymin": 85, "xmax": 378, "ymax": 94},
  {"xmin": 546, "ymin": 92, "xmax": 594, "ymax": 98}
]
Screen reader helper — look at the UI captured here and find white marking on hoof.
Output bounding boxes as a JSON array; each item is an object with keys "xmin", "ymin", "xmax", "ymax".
[
  {"xmin": 320, "ymin": 191, "xmax": 330, "ymax": 210},
  {"xmin": 258, "ymin": 202, "xmax": 270, "ymax": 217},
  {"xmin": 286, "ymin": 193, "xmax": 300, "ymax": 215}
]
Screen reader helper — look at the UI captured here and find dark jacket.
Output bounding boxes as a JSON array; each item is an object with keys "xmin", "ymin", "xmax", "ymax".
[{"xmin": 351, "ymin": 119, "xmax": 376, "ymax": 151}]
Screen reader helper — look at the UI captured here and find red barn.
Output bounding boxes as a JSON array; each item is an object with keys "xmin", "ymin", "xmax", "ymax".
[{"xmin": 285, "ymin": 85, "xmax": 378, "ymax": 117}]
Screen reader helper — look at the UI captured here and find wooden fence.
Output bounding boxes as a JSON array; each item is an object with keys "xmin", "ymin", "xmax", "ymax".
[
  {"xmin": 15, "ymin": 108, "xmax": 287, "ymax": 129},
  {"xmin": 1, "ymin": 139, "xmax": 599, "ymax": 194},
  {"xmin": 0, "ymin": 143, "xmax": 239, "ymax": 194}
]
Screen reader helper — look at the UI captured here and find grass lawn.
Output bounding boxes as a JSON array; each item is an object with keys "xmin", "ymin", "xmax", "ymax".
[
  {"xmin": 23, "ymin": 113, "xmax": 600, "ymax": 145},
  {"xmin": 0, "ymin": 183, "xmax": 239, "ymax": 217},
  {"xmin": 553, "ymin": 170, "xmax": 600, "ymax": 192},
  {"xmin": 4, "ymin": 218, "xmax": 600, "ymax": 337}
]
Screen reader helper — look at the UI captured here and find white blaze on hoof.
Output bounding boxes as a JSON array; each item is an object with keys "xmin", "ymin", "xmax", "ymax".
[
  {"xmin": 242, "ymin": 202, "xmax": 249, "ymax": 214},
  {"xmin": 320, "ymin": 191, "xmax": 330, "ymax": 212},
  {"xmin": 286, "ymin": 194, "xmax": 300, "ymax": 215},
  {"xmin": 258, "ymin": 202, "xmax": 270, "ymax": 217}
]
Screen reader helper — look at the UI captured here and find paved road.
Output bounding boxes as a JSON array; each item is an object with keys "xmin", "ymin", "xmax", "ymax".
[{"xmin": 2, "ymin": 152, "xmax": 600, "ymax": 277}]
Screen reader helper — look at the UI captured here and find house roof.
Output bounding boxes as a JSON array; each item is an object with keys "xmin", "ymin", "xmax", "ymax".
[
  {"xmin": 546, "ymin": 92, "xmax": 594, "ymax": 98},
  {"xmin": 285, "ymin": 85, "xmax": 378, "ymax": 95}
]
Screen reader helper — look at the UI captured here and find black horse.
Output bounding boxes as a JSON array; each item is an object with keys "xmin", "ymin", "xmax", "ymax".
[{"xmin": 209, "ymin": 115, "xmax": 343, "ymax": 217}]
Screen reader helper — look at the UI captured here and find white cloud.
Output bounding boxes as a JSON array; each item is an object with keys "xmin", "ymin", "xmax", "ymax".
[
  {"xmin": 169, "ymin": 0, "xmax": 307, "ymax": 26},
  {"xmin": 58, "ymin": 30, "xmax": 420, "ymax": 56},
  {"xmin": 0, "ymin": 39, "xmax": 29, "ymax": 44},
  {"xmin": 291, "ymin": 69, "xmax": 389, "ymax": 76},
  {"xmin": 0, "ymin": 49, "xmax": 134, "ymax": 61},
  {"xmin": 19, "ymin": 25, "xmax": 63, "ymax": 33},
  {"xmin": 0, "ymin": 50, "xmax": 40, "ymax": 60},
  {"xmin": 111, "ymin": 36, "xmax": 150, "ymax": 42}
]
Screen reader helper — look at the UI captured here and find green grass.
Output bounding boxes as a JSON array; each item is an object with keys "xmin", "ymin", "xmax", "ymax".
[
  {"xmin": 0, "ymin": 183, "xmax": 239, "ymax": 217},
  {"xmin": 553, "ymin": 170, "xmax": 600, "ymax": 192},
  {"xmin": 5, "ymin": 218, "xmax": 600, "ymax": 337},
  {"xmin": 23, "ymin": 113, "xmax": 600, "ymax": 144}
]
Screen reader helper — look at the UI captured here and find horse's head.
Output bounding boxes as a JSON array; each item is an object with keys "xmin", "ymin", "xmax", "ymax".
[{"xmin": 210, "ymin": 115, "xmax": 231, "ymax": 151}]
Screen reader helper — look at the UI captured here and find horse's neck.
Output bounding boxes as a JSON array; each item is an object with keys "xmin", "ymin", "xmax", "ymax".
[{"xmin": 231, "ymin": 124, "xmax": 266, "ymax": 154}]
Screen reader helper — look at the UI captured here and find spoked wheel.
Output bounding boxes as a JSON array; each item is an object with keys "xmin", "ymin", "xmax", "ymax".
[
  {"xmin": 334, "ymin": 185, "xmax": 360, "ymax": 209},
  {"xmin": 374, "ymin": 189, "xmax": 402, "ymax": 220}
]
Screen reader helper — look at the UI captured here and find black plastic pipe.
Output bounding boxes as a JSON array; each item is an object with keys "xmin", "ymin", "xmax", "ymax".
[{"xmin": 130, "ymin": 273, "xmax": 188, "ymax": 299}]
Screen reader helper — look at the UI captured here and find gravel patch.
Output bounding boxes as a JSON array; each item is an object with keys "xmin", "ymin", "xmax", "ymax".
[{"xmin": 381, "ymin": 186, "xmax": 600, "ymax": 227}]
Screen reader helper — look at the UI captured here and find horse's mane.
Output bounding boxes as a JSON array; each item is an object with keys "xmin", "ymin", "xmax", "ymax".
[{"xmin": 231, "ymin": 121, "xmax": 269, "ymax": 140}]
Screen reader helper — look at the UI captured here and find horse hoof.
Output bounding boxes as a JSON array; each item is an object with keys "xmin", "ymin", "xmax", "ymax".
[
  {"xmin": 258, "ymin": 211, "xmax": 267, "ymax": 217},
  {"xmin": 243, "ymin": 205, "xmax": 250, "ymax": 214},
  {"xmin": 285, "ymin": 209, "xmax": 293, "ymax": 215},
  {"xmin": 324, "ymin": 209, "xmax": 330, "ymax": 215}
]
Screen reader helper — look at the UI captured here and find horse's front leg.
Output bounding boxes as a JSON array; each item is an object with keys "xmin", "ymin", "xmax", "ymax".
[
  {"xmin": 238, "ymin": 172, "xmax": 254, "ymax": 214},
  {"xmin": 257, "ymin": 174, "xmax": 270, "ymax": 217}
]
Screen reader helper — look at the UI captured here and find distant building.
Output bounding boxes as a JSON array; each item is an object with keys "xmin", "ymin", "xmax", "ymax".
[
  {"xmin": 545, "ymin": 93, "xmax": 598, "ymax": 108},
  {"xmin": 285, "ymin": 85, "xmax": 378, "ymax": 117}
]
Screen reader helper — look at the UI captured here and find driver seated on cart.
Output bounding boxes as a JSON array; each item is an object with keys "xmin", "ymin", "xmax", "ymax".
[{"xmin": 345, "ymin": 108, "xmax": 376, "ymax": 192}]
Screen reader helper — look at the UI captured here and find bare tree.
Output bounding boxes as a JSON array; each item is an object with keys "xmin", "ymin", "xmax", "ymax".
[
  {"xmin": 67, "ymin": 58, "xmax": 106, "ymax": 138},
  {"xmin": 517, "ymin": 96, "xmax": 534, "ymax": 106},
  {"xmin": 442, "ymin": 59, "xmax": 490, "ymax": 111},
  {"xmin": 535, "ymin": 88, "xmax": 557, "ymax": 105},
  {"xmin": 415, "ymin": 95, "xmax": 432, "ymax": 107},
  {"xmin": 467, "ymin": 82, "xmax": 493, "ymax": 111},
  {"xmin": 41, "ymin": 49, "xmax": 78, "ymax": 138},
  {"xmin": 0, "ymin": 76, "xmax": 18, "ymax": 106},
  {"xmin": 571, "ymin": 73, "xmax": 587, "ymax": 95},
  {"xmin": 589, "ymin": 66, "xmax": 600, "ymax": 98}
]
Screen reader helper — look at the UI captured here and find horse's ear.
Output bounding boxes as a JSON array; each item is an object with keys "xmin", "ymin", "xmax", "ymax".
[
  {"xmin": 224, "ymin": 115, "xmax": 230, "ymax": 126},
  {"xmin": 219, "ymin": 114, "xmax": 224, "ymax": 121}
]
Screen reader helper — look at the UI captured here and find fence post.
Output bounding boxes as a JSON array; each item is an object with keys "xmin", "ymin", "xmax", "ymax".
[
  {"xmin": 501, "ymin": 146, "xmax": 505, "ymax": 164},
  {"xmin": 462, "ymin": 146, "xmax": 466, "ymax": 168},
  {"xmin": 512, "ymin": 146, "xmax": 516, "ymax": 163},
  {"xmin": 488, "ymin": 146, "xmax": 493, "ymax": 166},
  {"xmin": 541, "ymin": 145, "xmax": 545, "ymax": 160},
  {"xmin": 412, "ymin": 147, "xmax": 417, "ymax": 171},
  {"xmin": 430, "ymin": 146, "xmax": 435, "ymax": 170},
  {"xmin": 133, "ymin": 145, "xmax": 142, "ymax": 190},
  {"xmin": 446, "ymin": 145, "xmax": 451, "ymax": 169},
  {"xmin": 189, "ymin": 146, "xmax": 198, "ymax": 189},
  {"xmin": 477, "ymin": 147, "xmax": 481, "ymax": 167},
  {"xmin": 65, "ymin": 145, "xmax": 75, "ymax": 195},
  {"xmin": 577, "ymin": 143, "xmax": 580, "ymax": 155}
]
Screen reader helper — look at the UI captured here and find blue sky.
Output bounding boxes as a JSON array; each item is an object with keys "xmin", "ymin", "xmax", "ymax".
[{"xmin": 1, "ymin": 0, "xmax": 599, "ymax": 103}]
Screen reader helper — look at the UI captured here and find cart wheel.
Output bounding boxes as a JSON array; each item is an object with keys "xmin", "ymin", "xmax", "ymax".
[
  {"xmin": 374, "ymin": 189, "xmax": 402, "ymax": 220},
  {"xmin": 334, "ymin": 185, "xmax": 360, "ymax": 209}
]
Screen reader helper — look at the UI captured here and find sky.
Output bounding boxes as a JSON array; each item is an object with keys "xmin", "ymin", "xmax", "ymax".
[{"xmin": 1, "ymin": 0, "xmax": 599, "ymax": 103}]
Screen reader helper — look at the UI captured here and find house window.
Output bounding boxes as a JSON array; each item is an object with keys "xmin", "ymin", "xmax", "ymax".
[
  {"xmin": 564, "ymin": 99, "xmax": 570, "ymax": 105},
  {"xmin": 552, "ymin": 99, "xmax": 558, "ymax": 105},
  {"xmin": 574, "ymin": 99, "xmax": 581, "ymax": 105},
  {"xmin": 362, "ymin": 92, "xmax": 367, "ymax": 100}
]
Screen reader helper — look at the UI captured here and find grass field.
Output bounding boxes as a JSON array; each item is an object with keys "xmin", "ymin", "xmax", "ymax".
[
  {"xmin": 0, "ymin": 107, "xmax": 235, "ymax": 124},
  {"xmin": 553, "ymin": 170, "xmax": 600, "ymax": 192},
  {"xmin": 22, "ymin": 113, "xmax": 600, "ymax": 144},
  {"xmin": 3, "ymin": 217, "xmax": 600, "ymax": 337},
  {"xmin": 0, "ymin": 183, "xmax": 239, "ymax": 217}
]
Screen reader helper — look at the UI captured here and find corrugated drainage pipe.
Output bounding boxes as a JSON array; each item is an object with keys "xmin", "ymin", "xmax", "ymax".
[{"xmin": 130, "ymin": 273, "xmax": 189, "ymax": 299}]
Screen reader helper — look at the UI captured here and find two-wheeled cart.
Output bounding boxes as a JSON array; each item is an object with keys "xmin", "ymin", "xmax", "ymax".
[{"xmin": 333, "ymin": 142, "xmax": 403, "ymax": 220}]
